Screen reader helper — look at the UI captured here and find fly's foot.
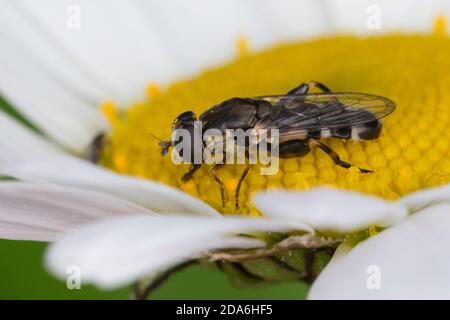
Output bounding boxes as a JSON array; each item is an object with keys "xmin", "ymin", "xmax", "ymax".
[{"xmin": 181, "ymin": 164, "xmax": 202, "ymax": 182}]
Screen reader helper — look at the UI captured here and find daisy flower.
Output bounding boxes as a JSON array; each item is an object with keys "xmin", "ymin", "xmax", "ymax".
[{"xmin": 1, "ymin": 0, "xmax": 450, "ymax": 299}]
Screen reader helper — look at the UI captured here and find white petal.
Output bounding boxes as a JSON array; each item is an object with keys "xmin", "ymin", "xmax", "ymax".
[
  {"xmin": 14, "ymin": 0, "xmax": 181, "ymax": 105},
  {"xmin": 2, "ymin": 0, "xmax": 443, "ymax": 114},
  {"xmin": 3, "ymin": 0, "xmax": 332, "ymax": 106},
  {"xmin": 309, "ymin": 203, "xmax": 450, "ymax": 299},
  {"xmin": 0, "ymin": 1, "xmax": 112, "ymax": 105},
  {"xmin": 0, "ymin": 54, "xmax": 106, "ymax": 154},
  {"xmin": 253, "ymin": 187, "xmax": 407, "ymax": 233},
  {"xmin": 258, "ymin": 0, "xmax": 335, "ymax": 41},
  {"xmin": 0, "ymin": 182, "xmax": 156, "ymax": 242},
  {"xmin": 1, "ymin": 155, "xmax": 219, "ymax": 216},
  {"xmin": 327, "ymin": 0, "xmax": 448, "ymax": 35},
  {"xmin": 328, "ymin": 242, "xmax": 353, "ymax": 264},
  {"xmin": 46, "ymin": 214, "xmax": 312, "ymax": 288},
  {"xmin": 0, "ymin": 221, "xmax": 58, "ymax": 242},
  {"xmin": 0, "ymin": 112, "xmax": 60, "ymax": 163},
  {"xmin": 139, "ymin": 0, "xmax": 330, "ymax": 79},
  {"xmin": 0, "ymin": 24, "xmax": 106, "ymax": 153},
  {"xmin": 399, "ymin": 183, "xmax": 450, "ymax": 213}
]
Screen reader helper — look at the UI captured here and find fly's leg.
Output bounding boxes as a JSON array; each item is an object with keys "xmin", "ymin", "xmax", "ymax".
[
  {"xmin": 287, "ymin": 81, "xmax": 332, "ymax": 95},
  {"xmin": 235, "ymin": 165, "xmax": 251, "ymax": 210},
  {"xmin": 210, "ymin": 164, "xmax": 227, "ymax": 207},
  {"xmin": 310, "ymin": 139, "xmax": 372, "ymax": 173},
  {"xmin": 132, "ymin": 260, "xmax": 196, "ymax": 300},
  {"xmin": 181, "ymin": 164, "xmax": 202, "ymax": 182}
]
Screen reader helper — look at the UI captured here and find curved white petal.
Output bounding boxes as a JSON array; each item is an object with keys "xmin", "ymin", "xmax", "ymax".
[
  {"xmin": 328, "ymin": 242, "xmax": 353, "ymax": 264},
  {"xmin": 0, "ymin": 155, "xmax": 219, "ymax": 216},
  {"xmin": 0, "ymin": 182, "xmax": 156, "ymax": 242},
  {"xmin": 0, "ymin": 111, "xmax": 60, "ymax": 164},
  {"xmin": 253, "ymin": 187, "xmax": 407, "ymax": 233},
  {"xmin": 13, "ymin": 0, "xmax": 180, "ymax": 105},
  {"xmin": 1, "ymin": 0, "xmax": 331, "ymax": 106},
  {"xmin": 309, "ymin": 203, "xmax": 450, "ymax": 299},
  {"xmin": 399, "ymin": 183, "xmax": 450, "ymax": 213},
  {"xmin": 1, "ymin": 0, "xmax": 445, "ymax": 111},
  {"xmin": 0, "ymin": 1, "xmax": 112, "ymax": 105},
  {"xmin": 139, "ymin": 0, "xmax": 330, "ymax": 78},
  {"xmin": 258, "ymin": 0, "xmax": 335, "ymax": 40},
  {"xmin": 0, "ymin": 29, "xmax": 106, "ymax": 153},
  {"xmin": 327, "ymin": 0, "xmax": 448, "ymax": 35},
  {"xmin": 46, "ymin": 214, "xmax": 312, "ymax": 288}
]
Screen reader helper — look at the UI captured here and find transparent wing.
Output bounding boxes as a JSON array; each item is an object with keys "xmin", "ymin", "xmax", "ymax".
[{"xmin": 254, "ymin": 92, "xmax": 396, "ymax": 137}]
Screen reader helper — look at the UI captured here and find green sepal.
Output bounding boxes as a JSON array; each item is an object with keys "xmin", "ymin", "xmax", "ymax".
[
  {"xmin": 220, "ymin": 262, "xmax": 269, "ymax": 288},
  {"xmin": 274, "ymin": 250, "xmax": 307, "ymax": 277},
  {"xmin": 241, "ymin": 258, "xmax": 301, "ymax": 282},
  {"xmin": 312, "ymin": 250, "xmax": 333, "ymax": 278}
]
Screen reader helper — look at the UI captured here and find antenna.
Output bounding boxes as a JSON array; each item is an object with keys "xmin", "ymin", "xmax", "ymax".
[
  {"xmin": 148, "ymin": 132, "xmax": 172, "ymax": 156},
  {"xmin": 148, "ymin": 132, "xmax": 163, "ymax": 142}
]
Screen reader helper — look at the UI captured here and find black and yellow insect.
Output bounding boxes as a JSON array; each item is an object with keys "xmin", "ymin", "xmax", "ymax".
[{"xmin": 160, "ymin": 81, "xmax": 396, "ymax": 209}]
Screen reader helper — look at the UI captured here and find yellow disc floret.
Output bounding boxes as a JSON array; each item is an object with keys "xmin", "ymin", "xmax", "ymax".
[{"xmin": 100, "ymin": 33, "xmax": 450, "ymax": 215}]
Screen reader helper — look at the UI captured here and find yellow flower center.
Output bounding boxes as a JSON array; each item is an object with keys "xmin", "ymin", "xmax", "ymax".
[{"xmin": 100, "ymin": 28, "xmax": 450, "ymax": 216}]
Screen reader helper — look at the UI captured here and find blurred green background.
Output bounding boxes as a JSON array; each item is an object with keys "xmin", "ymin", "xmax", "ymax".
[
  {"xmin": 0, "ymin": 239, "xmax": 308, "ymax": 299},
  {"xmin": 0, "ymin": 97, "xmax": 308, "ymax": 299}
]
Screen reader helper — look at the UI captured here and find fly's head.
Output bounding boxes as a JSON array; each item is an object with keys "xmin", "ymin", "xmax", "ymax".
[{"xmin": 160, "ymin": 111, "xmax": 201, "ymax": 164}]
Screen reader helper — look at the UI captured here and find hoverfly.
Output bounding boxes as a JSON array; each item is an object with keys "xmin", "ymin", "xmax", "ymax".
[{"xmin": 159, "ymin": 81, "xmax": 396, "ymax": 209}]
